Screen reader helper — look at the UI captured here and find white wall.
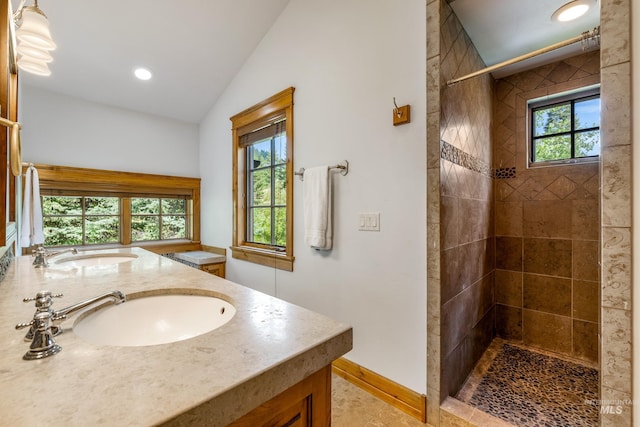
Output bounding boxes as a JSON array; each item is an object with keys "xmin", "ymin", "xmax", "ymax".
[
  {"xmin": 200, "ymin": 0, "xmax": 427, "ymax": 393},
  {"xmin": 19, "ymin": 86, "xmax": 200, "ymax": 177}
]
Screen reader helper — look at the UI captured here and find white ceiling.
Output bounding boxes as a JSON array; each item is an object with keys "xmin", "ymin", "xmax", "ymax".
[
  {"xmin": 450, "ymin": 0, "xmax": 600, "ymax": 78},
  {"xmin": 15, "ymin": 0, "xmax": 291, "ymax": 123},
  {"xmin": 15, "ymin": 0, "xmax": 600, "ymax": 123}
]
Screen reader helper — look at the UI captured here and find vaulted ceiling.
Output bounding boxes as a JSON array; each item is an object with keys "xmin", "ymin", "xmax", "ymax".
[{"xmin": 15, "ymin": 0, "xmax": 600, "ymax": 123}]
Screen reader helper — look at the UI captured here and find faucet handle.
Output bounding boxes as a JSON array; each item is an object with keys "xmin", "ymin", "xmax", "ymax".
[
  {"xmin": 15, "ymin": 319, "xmax": 35, "ymax": 330},
  {"xmin": 16, "ymin": 311, "xmax": 63, "ymax": 360},
  {"xmin": 23, "ymin": 290, "xmax": 64, "ymax": 303}
]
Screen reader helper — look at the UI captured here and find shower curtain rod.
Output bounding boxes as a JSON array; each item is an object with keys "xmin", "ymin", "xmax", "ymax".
[{"xmin": 446, "ymin": 26, "xmax": 600, "ymax": 86}]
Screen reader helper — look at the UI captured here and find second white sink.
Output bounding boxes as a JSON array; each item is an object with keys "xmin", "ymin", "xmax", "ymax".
[
  {"xmin": 54, "ymin": 253, "xmax": 138, "ymax": 267},
  {"xmin": 73, "ymin": 293, "xmax": 236, "ymax": 347}
]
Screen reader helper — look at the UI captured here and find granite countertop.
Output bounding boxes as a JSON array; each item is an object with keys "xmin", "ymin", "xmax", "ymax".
[{"xmin": 0, "ymin": 247, "xmax": 352, "ymax": 426}]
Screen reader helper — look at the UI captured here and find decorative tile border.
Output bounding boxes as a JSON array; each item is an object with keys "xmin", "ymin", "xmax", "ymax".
[
  {"xmin": 493, "ymin": 167, "xmax": 516, "ymax": 179},
  {"xmin": 0, "ymin": 247, "xmax": 14, "ymax": 282},
  {"xmin": 440, "ymin": 140, "xmax": 516, "ymax": 179}
]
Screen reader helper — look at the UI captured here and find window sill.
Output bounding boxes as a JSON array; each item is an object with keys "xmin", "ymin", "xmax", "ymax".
[
  {"xmin": 23, "ymin": 240, "xmax": 202, "ymax": 256},
  {"xmin": 230, "ymin": 246, "xmax": 294, "ymax": 272},
  {"xmin": 528, "ymin": 156, "xmax": 600, "ymax": 169}
]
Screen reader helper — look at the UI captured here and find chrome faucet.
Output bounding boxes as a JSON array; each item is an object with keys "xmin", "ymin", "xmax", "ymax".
[
  {"xmin": 53, "ymin": 290, "xmax": 126, "ymax": 319},
  {"xmin": 16, "ymin": 290, "xmax": 126, "ymax": 360},
  {"xmin": 21, "ymin": 290, "xmax": 64, "ymax": 341},
  {"xmin": 32, "ymin": 246, "xmax": 78, "ymax": 268}
]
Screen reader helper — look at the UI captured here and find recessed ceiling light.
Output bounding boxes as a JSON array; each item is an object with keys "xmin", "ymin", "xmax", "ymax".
[
  {"xmin": 134, "ymin": 67, "xmax": 152, "ymax": 81},
  {"xmin": 551, "ymin": 0, "xmax": 594, "ymax": 22}
]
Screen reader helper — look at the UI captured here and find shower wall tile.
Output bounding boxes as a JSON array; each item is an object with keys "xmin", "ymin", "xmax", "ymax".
[
  {"xmin": 573, "ymin": 240, "xmax": 600, "ymax": 282},
  {"xmin": 573, "ymin": 280, "xmax": 600, "ymax": 323},
  {"xmin": 572, "ymin": 199, "xmax": 600, "ymax": 240},
  {"xmin": 523, "ymin": 238, "xmax": 572, "ymax": 278},
  {"xmin": 441, "ymin": 246, "xmax": 462, "ymax": 303},
  {"xmin": 495, "ymin": 236, "xmax": 522, "ymax": 271},
  {"xmin": 495, "ymin": 269, "xmax": 522, "ymax": 307},
  {"xmin": 426, "ymin": 1, "xmax": 439, "ymax": 61},
  {"xmin": 600, "ymin": 0, "xmax": 631, "ymax": 67},
  {"xmin": 492, "ymin": 51, "xmax": 602, "ymax": 365},
  {"xmin": 458, "ymin": 199, "xmax": 491, "ymax": 244},
  {"xmin": 600, "ymin": 386, "xmax": 632, "ymax": 427},
  {"xmin": 494, "ymin": 201, "xmax": 522, "ymax": 237},
  {"xmin": 495, "ymin": 305, "xmax": 522, "ymax": 340},
  {"xmin": 522, "ymin": 310, "xmax": 571, "ymax": 354},
  {"xmin": 602, "ymin": 145, "xmax": 632, "ymax": 227},
  {"xmin": 440, "ymin": 195, "xmax": 458, "ymax": 250},
  {"xmin": 600, "ymin": 62, "xmax": 631, "ymax": 148},
  {"xmin": 573, "ymin": 320, "xmax": 599, "ymax": 363},
  {"xmin": 437, "ymin": 1, "xmax": 495, "ymax": 401},
  {"xmin": 522, "ymin": 200, "xmax": 572, "ymax": 239},
  {"xmin": 523, "ymin": 273, "xmax": 571, "ymax": 316},
  {"xmin": 601, "ymin": 307, "xmax": 632, "ymax": 394},
  {"xmin": 602, "ymin": 227, "xmax": 631, "ymax": 310}
]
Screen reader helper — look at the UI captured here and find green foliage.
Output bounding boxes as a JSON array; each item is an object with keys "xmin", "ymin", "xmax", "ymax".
[
  {"xmin": 246, "ymin": 135, "xmax": 287, "ymax": 247},
  {"xmin": 533, "ymin": 98, "xmax": 600, "ymax": 162},
  {"xmin": 42, "ymin": 196, "xmax": 187, "ymax": 246}
]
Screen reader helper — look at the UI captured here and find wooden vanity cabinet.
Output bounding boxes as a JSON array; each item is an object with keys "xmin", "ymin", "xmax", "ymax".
[
  {"xmin": 199, "ymin": 262, "xmax": 225, "ymax": 278},
  {"xmin": 228, "ymin": 365, "xmax": 331, "ymax": 427}
]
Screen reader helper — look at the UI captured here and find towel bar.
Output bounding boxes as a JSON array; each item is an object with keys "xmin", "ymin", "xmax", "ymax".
[{"xmin": 295, "ymin": 160, "xmax": 348, "ymax": 181}]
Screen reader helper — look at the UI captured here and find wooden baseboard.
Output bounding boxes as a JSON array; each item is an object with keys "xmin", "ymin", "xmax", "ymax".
[{"xmin": 332, "ymin": 357, "xmax": 426, "ymax": 422}]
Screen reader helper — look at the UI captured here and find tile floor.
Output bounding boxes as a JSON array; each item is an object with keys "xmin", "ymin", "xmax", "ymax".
[
  {"xmin": 456, "ymin": 338, "xmax": 599, "ymax": 427},
  {"xmin": 331, "ymin": 374, "xmax": 426, "ymax": 426}
]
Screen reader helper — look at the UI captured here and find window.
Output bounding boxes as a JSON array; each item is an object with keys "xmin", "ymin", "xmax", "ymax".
[
  {"xmin": 530, "ymin": 88, "xmax": 600, "ymax": 164},
  {"xmin": 131, "ymin": 198, "xmax": 187, "ymax": 242},
  {"xmin": 245, "ymin": 121, "xmax": 287, "ymax": 247},
  {"xmin": 230, "ymin": 87, "xmax": 295, "ymax": 271},
  {"xmin": 43, "ymin": 196, "xmax": 120, "ymax": 246},
  {"xmin": 32, "ymin": 164, "xmax": 201, "ymax": 253}
]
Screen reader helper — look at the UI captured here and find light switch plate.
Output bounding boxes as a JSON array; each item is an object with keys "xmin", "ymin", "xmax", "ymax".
[{"xmin": 358, "ymin": 212, "xmax": 380, "ymax": 231}]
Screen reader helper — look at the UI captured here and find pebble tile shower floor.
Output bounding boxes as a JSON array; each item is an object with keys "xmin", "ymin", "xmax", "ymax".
[{"xmin": 456, "ymin": 339, "xmax": 598, "ymax": 427}]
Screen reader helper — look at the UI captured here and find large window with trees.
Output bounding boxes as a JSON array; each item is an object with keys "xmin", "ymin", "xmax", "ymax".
[
  {"xmin": 529, "ymin": 87, "xmax": 600, "ymax": 164},
  {"xmin": 30, "ymin": 164, "xmax": 201, "ymax": 254},
  {"xmin": 230, "ymin": 87, "xmax": 295, "ymax": 271}
]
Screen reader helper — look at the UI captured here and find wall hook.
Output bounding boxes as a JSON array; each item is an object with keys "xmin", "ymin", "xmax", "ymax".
[{"xmin": 392, "ymin": 97, "xmax": 411, "ymax": 126}]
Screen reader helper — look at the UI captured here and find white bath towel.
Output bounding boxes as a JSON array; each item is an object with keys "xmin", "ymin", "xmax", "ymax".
[
  {"xmin": 21, "ymin": 165, "xmax": 45, "ymax": 248},
  {"xmin": 303, "ymin": 166, "xmax": 332, "ymax": 250}
]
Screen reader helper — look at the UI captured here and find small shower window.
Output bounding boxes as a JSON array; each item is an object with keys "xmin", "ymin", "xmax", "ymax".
[{"xmin": 529, "ymin": 87, "xmax": 600, "ymax": 165}]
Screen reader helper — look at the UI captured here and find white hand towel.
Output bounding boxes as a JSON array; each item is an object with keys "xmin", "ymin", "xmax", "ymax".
[
  {"xmin": 21, "ymin": 165, "xmax": 45, "ymax": 247},
  {"xmin": 303, "ymin": 166, "xmax": 332, "ymax": 250}
]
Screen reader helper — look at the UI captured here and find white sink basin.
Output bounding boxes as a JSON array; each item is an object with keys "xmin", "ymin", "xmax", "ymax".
[
  {"xmin": 73, "ymin": 294, "xmax": 236, "ymax": 347},
  {"xmin": 54, "ymin": 253, "xmax": 138, "ymax": 267}
]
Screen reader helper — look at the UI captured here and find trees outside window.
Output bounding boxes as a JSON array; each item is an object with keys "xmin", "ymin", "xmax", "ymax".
[
  {"xmin": 230, "ymin": 87, "xmax": 295, "ymax": 271},
  {"xmin": 530, "ymin": 89, "xmax": 600, "ymax": 164}
]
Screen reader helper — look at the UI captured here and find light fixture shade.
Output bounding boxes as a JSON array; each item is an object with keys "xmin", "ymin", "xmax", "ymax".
[
  {"xmin": 17, "ymin": 44, "xmax": 53, "ymax": 62},
  {"xmin": 17, "ymin": 57, "xmax": 51, "ymax": 76},
  {"xmin": 16, "ymin": 6, "xmax": 56, "ymax": 50}
]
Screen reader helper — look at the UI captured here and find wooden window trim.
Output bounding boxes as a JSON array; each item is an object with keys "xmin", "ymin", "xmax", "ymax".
[
  {"xmin": 230, "ymin": 87, "xmax": 295, "ymax": 272},
  {"xmin": 27, "ymin": 164, "xmax": 201, "ymax": 253}
]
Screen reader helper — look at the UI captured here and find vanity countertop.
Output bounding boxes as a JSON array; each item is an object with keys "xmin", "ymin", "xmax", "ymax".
[{"xmin": 0, "ymin": 247, "xmax": 352, "ymax": 426}]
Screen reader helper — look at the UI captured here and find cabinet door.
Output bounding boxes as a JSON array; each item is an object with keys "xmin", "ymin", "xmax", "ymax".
[
  {"xmin": 227, "ymin": 365, "xmax": 331, "ymax": 427},
  {"xmin": 200, "ymin": 263, "xmax": 225, "ymax": 278}
]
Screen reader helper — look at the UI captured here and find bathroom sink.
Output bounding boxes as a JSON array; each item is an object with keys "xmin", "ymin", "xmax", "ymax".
[
  {"xmin": 73, "ymin": 294, "xmax": 236, "ymax": 347},
  {"xmin": 53, "ymin": 253, "xmax": 138, "ymax": 267}
]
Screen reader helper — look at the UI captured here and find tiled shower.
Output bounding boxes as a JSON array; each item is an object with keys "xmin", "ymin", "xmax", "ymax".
[
  {"xmin": 435, "ymin": 0, "xmax": 601, "ymax": 419},
  {"xmin": 493, "ymin": 51, "xmax": 601, "ymax": 365}
]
